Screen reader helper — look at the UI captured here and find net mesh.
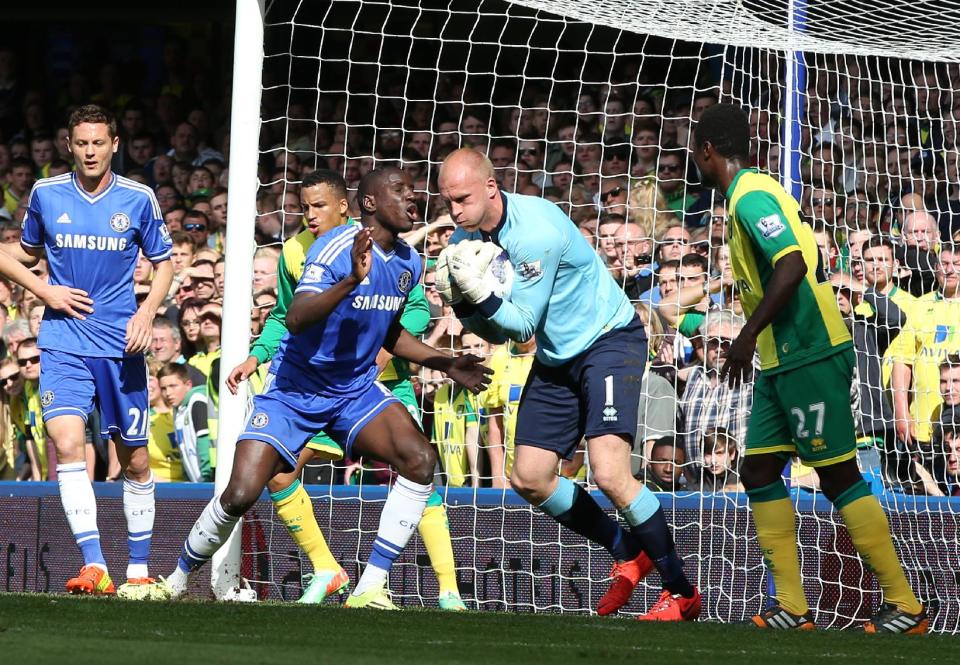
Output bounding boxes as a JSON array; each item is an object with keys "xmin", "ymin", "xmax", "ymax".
[{"xmin": 234, "ymin": 0, "xmax": 960, "ymax": 631}]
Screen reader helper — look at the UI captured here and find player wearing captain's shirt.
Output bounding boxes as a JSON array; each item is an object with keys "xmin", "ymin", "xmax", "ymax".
[
  {"xmin": 225, "ymin": 170, "xmax": 466, "ymax": 609},
  {"xmin": 436, "ymin": 148, "xmax": 698, "ymax": 621},
  {"xmin": 10, "ymin": 105, "xmax": 174, "ymax": 600},
  {"xmin": 165, "ymin": 167, "xmax": 490, "ymax": 609},
  {"xmin": 691, "ymin": 103, "xmax": 925, "ymax": 634}
]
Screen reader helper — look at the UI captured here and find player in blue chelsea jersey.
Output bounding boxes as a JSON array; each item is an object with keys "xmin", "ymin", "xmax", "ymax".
[
  {"xmin": 12, "ymin": 105, "xmax": 173, "ymax": 599},
  {"xmin": 164, "ymin": 167, "xmax": 490, "ymax": 609},
  {"xmin": 437, "ymin": 149, "xmax": 701, "ymax": 621}
]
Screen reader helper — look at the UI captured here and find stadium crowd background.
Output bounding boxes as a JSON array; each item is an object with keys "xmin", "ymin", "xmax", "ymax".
[{"xmin": 0, "ymin": 23, "xmax": 959, "ymax": 499}]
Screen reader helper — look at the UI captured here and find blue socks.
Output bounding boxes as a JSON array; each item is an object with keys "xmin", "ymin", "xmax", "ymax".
[
  {"xmin": 539, "ymin": 477, "xmax": 640, "ymax": 561},
  {"xmin": 621, "ymin": 487, "xmax": 693, "ymax": 597}
]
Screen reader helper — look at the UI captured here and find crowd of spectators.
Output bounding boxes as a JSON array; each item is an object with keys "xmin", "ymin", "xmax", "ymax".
[{"xmin": 1, "ymin": 43, "xmax": 958, "ymax": 497}]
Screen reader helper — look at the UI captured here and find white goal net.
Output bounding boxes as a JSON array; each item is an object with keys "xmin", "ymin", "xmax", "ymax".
[{"xmin": 235, "ymin": 0, "xmax": 960, "ymax": 632}]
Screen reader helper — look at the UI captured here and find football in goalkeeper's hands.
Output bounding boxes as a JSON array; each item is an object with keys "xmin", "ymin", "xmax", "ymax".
[{"xmin": 447, "ymin": 240, "xmax": 514, "ymax": 303}]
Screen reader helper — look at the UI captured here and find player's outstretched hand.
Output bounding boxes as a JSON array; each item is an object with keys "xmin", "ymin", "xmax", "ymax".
[
  {"xmin": 125, "ymin": 308, "xmax": 154, "ymax": 354},
  {"xmin": 39, "ymin": 284, "xmax": 94, "ymax": 320},
  {"xmin": 351, "ymin": 228, "xmax": 373, "ymax": 284},
  {"xmin": 226, "ymin": 356, "xmax": 260, "ymax": 395},
  {"xmin": 444, "ymin": 353, "xmax": 493, "ymax": 394},
  {"xmin": 435, "ymin": 246, "xmax": 462, "ymax": 306},
  {"xmin": 719, "ymin": 330, "xmax": 756, "ymax": 388}
]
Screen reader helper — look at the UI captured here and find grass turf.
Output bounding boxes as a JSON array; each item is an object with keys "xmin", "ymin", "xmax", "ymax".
[{"xmin": 0, "ymin": 593, "xmax": 953, "ymax": 665}]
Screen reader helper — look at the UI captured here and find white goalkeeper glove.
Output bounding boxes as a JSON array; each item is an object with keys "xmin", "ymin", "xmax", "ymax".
[
  {"xmin": 435, "ymin": 245, "xmax": 463, "ymax": 306},
  {"xmin": 449, "ymin": 241, "xmax": 501, "ymax": 304}
]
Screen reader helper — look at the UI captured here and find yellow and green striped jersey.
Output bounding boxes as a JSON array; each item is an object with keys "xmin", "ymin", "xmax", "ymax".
[
  {"xmin": 727, "ymin": 169, "xmax": 851, "ymax": 373},
  {"xmin": 431, "ymin": 382, "xmax": 479, "ymax": 487}
]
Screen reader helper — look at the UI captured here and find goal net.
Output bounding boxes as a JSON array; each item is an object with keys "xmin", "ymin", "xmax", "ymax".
[{"xmin": 235, "ymin": 0, "xmax": 960, "ymax": 631}]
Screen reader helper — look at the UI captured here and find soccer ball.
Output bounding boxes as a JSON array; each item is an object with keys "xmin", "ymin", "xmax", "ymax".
[{"xmin": 483, "ymin": 246, "xmax": 514, "ymax": 298}]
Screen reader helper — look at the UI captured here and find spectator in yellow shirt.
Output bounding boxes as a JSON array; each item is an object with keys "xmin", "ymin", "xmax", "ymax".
[
  {"xmin": 889, "ymin": 244, "xmax": 960, "ymax": 449},
  {"xmin": 0, "ymin": 358, "xmax": 21, "ymax": 479},
  {"xmin": 431, "ymin": 332, "xmax": 489, "ymax": 487},
  {"xmin": 146, "ymin": 358, "xmax": 181, "ymax": 482},
  {"xmin": 14, "ymin": 338, "xmax": 47, "ymax": 480},
  {"xmin": 484, "ymin": 336, "xmax": 536, "ymax": 487}
]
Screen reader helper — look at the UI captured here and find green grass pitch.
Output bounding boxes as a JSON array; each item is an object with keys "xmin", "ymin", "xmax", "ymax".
[{"xmin": 0, "ymin": 594, "xmax": 953, "ymax": 665}]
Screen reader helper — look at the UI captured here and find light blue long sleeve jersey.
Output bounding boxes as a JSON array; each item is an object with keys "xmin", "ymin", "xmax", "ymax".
[{"xmin": 450, "ymin": 191, "xmax": 636, "ymax": 367}]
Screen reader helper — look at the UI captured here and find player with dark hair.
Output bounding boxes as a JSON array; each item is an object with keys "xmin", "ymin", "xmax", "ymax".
[
  {"xmin": 225, "ymin": 169, "xmax": 468, "ymax": 609},
  {"xmin": 691, "ymin": 102, "xmax": 925, "ymax": 633},
  {"xmin": 437, "ymin": 148, "xmax": 699, "ymax": 621},
  {"xmin": 165, "ymin": 167, "xmax": 490, "ymax": 609},
  {"xmin": 10, "ymin": 103, "xmax": 173, "ymax": 599}
]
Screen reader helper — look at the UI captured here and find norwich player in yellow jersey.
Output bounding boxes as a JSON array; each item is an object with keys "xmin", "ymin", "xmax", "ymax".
[{"xmin": 692, "ymin": 103, "xmax": 925, "ymax": 634}]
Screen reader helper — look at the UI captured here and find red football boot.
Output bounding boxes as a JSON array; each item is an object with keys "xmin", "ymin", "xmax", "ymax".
[
  {"xmin": 636, "ymin": 587, "xmax": 701, "ymax": 622},
  {"xmin": 597, "ymin": 551, "xmax": 654, "ymax": 616}
]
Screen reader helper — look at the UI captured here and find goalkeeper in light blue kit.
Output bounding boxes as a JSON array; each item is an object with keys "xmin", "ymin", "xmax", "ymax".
[{"xmin": 437, "ymin": 148, "xmax": 700, "ymax": 620}]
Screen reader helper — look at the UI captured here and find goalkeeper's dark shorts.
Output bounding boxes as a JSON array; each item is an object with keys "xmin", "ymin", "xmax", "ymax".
[
  {"xmin": 514, "ymin": 315, "xmax": 646, "ymax": 460},
  {"xmin": 744, "ymin": 346, "xmax": 858, "ymax": 468}
]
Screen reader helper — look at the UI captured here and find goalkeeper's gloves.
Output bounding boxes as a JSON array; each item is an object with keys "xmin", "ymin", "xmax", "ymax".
[
  {"xmin": 449, "ymin": 241, "xmax": 501, "ymax": 304},
  {"xmin": 435, "ymin": 245, "xmax": 463, "ymax": 306}
]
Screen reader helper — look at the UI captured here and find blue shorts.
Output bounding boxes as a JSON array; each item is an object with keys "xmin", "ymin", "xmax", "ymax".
[
  {"xmin": 514, "ymin": 316, "xmax": 646, "ymax": 459},
  {"xmin": 39, "ymin": 349, "xmax": 149, "ymax": 447},
  {"xmin": 240, "ymin": 376, "xmax": 400, "ymax": 468}
]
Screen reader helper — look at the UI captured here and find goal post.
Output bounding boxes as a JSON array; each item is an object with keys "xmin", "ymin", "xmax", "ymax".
[
  {"xmin": 219, "ymin": 0, "xmax": 960, "ymax": 630},
  {"xmin": 211, "ymin": 0, "xmax": 264, "ymax": 599}
]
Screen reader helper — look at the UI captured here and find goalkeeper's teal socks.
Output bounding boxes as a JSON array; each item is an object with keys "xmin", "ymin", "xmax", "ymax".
[
  {"xmin": 539, "ymin": 477, "xmax": 639, "ymax": 561},
  {"xmin": 621, "ymin": 486, "xmax": 695, "ymax": 597}
]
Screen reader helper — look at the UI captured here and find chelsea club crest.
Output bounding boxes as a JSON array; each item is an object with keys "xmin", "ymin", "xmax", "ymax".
[
  {"xmin": 41, "ymin": 391, "xmax": 55, "ymax": 407},
  {"xmin": 397, "ymin": 270, "xmax": 412, "ymax": 293},
  {"xmin": 251, "ymin": 412, "xmax": 269, "ymax": 428},
  {"xmin": 110, "ymin": 212, "xmax": 131, "ymax": 233}
]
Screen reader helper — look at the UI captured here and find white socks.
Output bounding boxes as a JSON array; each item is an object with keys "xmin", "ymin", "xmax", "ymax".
[
  {"xmin": 352, "ymin": 476, "xmax": 432, "ymax": 596},
  {"xmin": 168, "ymin": 496, "xmax": 240, "ymax": 597},
  {"xmin": 173, "ymin": 496, "xmax": 239, "ymax": 577},
  {"xmin": 123, "ymin": 472, "xmax": 155, "ymax": 579},
  {"xmin": 58, "ymin": 462, "xmax": 106, "ymax": 568}
]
